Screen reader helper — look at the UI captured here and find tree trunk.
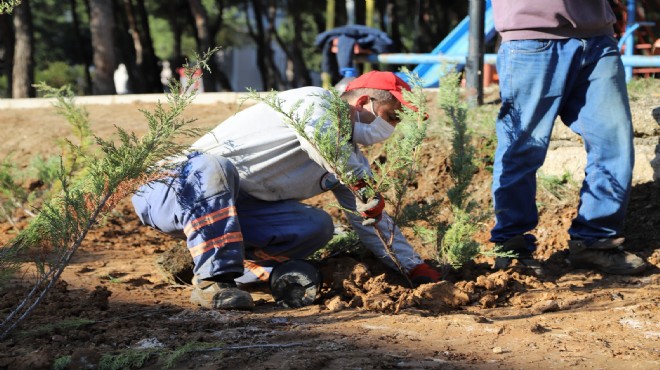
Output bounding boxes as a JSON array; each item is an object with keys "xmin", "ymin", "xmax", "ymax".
[
  {"xmin": 383, "ymin": 0, "xmax": 404, "ymax": 52},
  {"xmin": 118, "ymin": 0, "xmax": 160, "ymax": 93},
  {"xmin": 113, "ymin": 0, "xmax": 135, "ymax": 92},
  {"xmin": 206, "ymin": 0, "xmax": 233, "ymax": 91},
  {"xmin": 122, "ymin": 0, "xmax": 145, "ymax": 92},
  {"xmin": 0, "ymin": 13, "xmax": 14, "ymax": 97},
  {"xmin": 287, "ymin": 0, "xmax": 311, "ymax": 87},
  {"xmin": 264, "ymin": 0, "xmax": 286, "ymax": 89},
  {"xmin": 135, "ymin": 0, "xmax": 162, "ymax": 92},
  {"xmin": 12, "ymin": 0, "xmax": 34, "ymax": 98},
  {"xmin": 69, "ymin": 0, "xmax": 92, "ymax": 95},
  {"xmin": 167, "ymin": 0, "xmax": 183, "ymax": 69},
  {"xmin": 89, "ymin": 0, "xmax": 116, "ymax": 95},
  {"xmin": 187, "ymin": 0, "xmax": 217, "ymax": 92},
  {"xmin": 246, "ymin": 0, "xmax": 272, "ymax": 91},
  {"xmin": 378, "ymin": 0, "xmax": 405, "ymax": 71}
]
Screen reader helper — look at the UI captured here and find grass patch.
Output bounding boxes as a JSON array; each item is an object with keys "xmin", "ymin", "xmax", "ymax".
[
  {"xmin": 99, "ymin": 349, "xmax": 152, "ymax": 370},
  {"xmin": 537, "ymin": 171, "xmax": 579, "ymax": 208},
  {"xmin": 14, "ymin": 318, "xmax": 95, "ymax": 339}
]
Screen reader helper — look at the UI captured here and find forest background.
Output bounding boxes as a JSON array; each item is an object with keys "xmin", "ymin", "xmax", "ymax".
[{"xmin": 1, "ymin": 0, "xmax": 659, "ymax": 99}]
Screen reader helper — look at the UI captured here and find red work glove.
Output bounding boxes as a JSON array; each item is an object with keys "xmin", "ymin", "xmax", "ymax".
[
  {"xmin": 356, "ymin": 194, "xmax": 385, "ymax": 226},
  {"xmin": 352, "ymin": 180, "xmax": 385, "ymax": 226},
  {"xmin": 408, "ymin": 263, "xmax": 442, "ymax": 286}
]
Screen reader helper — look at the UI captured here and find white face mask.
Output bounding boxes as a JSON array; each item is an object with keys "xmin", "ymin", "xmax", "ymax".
[{"xmin": 353, "ymin": 100, "xmax": 395, "ymax": 145}]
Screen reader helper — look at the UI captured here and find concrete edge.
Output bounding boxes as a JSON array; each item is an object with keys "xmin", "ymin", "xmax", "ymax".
[
  {"xmin": 0, "ymin": 89, "xmax": 448, "ymax": 110},
  {"xmin": 0, "ymin": 92, "xmax": 252, "ymax": 109}
]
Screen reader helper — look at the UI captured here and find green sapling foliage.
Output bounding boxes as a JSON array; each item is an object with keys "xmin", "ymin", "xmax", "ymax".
[
  {"xmin": 0, "ymin": 157, "xmax": 30, "ymax": 227},
  {"xmin": 435, "ymin": 68, "xmax": 516, "ymax": 269},
  {"xmin": 0, "ymin": 49, "xmax": 217, "ymax": 341},
  {"xmin": 438, "ymin": 70, "xmax": 477, "ymax": 212},
  {"xmin": 34, "ymin": 83, "xmax": 95, "ymax": 178},
  {"xmin": 0, "ymin": 84, "xmax": 97, "ymax": 230},
  {"xmin": 377, "ymin": 70, "xmax": 430, "ymax": 225}
]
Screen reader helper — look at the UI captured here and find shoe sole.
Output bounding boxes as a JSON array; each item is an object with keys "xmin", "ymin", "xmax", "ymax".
[{"xmin": 190, "ymin": 290, "xmax": 255, "ymax": 310}]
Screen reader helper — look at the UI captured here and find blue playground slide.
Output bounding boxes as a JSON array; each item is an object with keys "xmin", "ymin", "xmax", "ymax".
[{"xmin": 410, "ymin": 0, "xmax": 497, "ymax": 87}]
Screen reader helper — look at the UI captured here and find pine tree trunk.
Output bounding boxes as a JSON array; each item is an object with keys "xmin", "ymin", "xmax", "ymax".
[
  {"xmin": 167, "ymin": 1, "xmax": 183, "ymax": 68},
  {"xmin": 246, "ymin": 0, "xmax": 272, "ymax": 91},
  {"xmin": 89, "ymin": 0, "xmax": 116, "ymax": 95},
  {"xmin": 288, "ymin": 0, "xmax": 311, "ymax": 87},
  {"xmin": 122, "ymin": 0, "xmax": 145, "ymax": 92},
  {"xmin": 69, "ymin": 0, "xmax": 92, "ymax": 95},
  {"xmin": 135, "ymin": 0, "xmax": 163, "ymax": 93},
  {"xmin": 0, "ymin": 13, "xmax": 14, "ymax": 97},
  {"xmin": 187, "ymin": 0, "xmax": 217, "ymax": 92},
  {"xmin": 206, "ymin": 0, "xmax": 232, "ymax": 91},
  {"xmin": 12, "ymin": 0, "xmax": 34, "ymax": 98},
  {"xmin": 383, "ymin": 0, "xmax": 404, "ymax": 52}
]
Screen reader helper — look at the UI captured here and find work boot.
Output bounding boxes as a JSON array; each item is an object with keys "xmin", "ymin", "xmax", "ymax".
[
  {"xmin": 493, "ymin": 235, "xmax": 543, "ymax": 275},
  {"xmin": 190, "ymin": 277, "xmax": 254, "ymax": 310},
  {"xmin": 568, "ymin": 239, "xmax": 647, "ymax": 275}
]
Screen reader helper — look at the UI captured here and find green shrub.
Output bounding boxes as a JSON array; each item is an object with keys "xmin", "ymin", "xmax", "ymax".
[
  {"xmin": 435, "ymin": 68, "xmax": 515, "ymax": 269},
  {"xmin": 35, "ymin": 62, "xmax": 87, "ymax": 96}
]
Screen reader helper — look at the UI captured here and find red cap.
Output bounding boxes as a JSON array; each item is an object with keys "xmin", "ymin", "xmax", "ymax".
[{"xmin": 345, "ymin": 71, "xmax": 417, "ymax": 111}]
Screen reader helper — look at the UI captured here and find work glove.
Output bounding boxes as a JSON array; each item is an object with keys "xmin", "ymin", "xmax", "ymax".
[
  {"xmin": 352, "ymin": 180, "xmax": 385, "ymax": 226},
  {"xmin": 408, "ymin": 262, "xmax": 442, "ymax": 286},
  {"xmin": 356, "ymin": 193, "xmax": 385, "ymax": 226}
]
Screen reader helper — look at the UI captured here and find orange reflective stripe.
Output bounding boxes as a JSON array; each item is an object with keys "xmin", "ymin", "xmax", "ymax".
[
  {"xmin": 244, "ymin": 260, "xmax": 270, "ymax": 282},
  {"xmin": 188, "ymin": 231, "xmax": 243, "ymax": 258},
  {"xmin": 184, "ymin": 206, "xmax": 238, "ymax": 236},
  {"xmin": 254, "ymin": 249, "xmax": 289, "ymax": 263}
]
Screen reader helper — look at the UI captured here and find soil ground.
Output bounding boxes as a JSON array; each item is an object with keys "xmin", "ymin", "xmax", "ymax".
[{"xmin": 0, "ymin": 88, "xmax": 659, "ymax": 370}]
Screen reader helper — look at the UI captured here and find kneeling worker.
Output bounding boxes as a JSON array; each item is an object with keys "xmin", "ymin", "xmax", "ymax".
[{"xmin": 132, "ymin": 71, "xmax": 441, "ymax": 310}]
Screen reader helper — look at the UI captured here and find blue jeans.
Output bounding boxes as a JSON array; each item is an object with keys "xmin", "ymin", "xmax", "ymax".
[
  {"xmin": 490, "ymin": 35, "xmax": 633, "ymax": 246},
  {"xmin": 132, "ymin": 152, "xmax": 334, "ymax": 280}
]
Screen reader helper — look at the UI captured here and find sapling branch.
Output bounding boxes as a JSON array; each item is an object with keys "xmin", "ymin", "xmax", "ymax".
[
  {"xmin": 0, "ymin": 48, "xmax": 219, "ymax": 340},
  {"xmin": 249, "ymin": 70, "xmax": 429, "ymax": 288}
]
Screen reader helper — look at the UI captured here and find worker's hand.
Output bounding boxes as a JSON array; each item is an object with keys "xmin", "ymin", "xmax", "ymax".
[
  {"xmin": 356, "ymin": 193, "xmax": 385, "ymax": 226},
  {"xmin": 408, "ymin": 262, "xmax": 442, "ymax": 286},
  {"xmin": 352, "ymin": 179, "xmax": 385, "ymax": 226}
]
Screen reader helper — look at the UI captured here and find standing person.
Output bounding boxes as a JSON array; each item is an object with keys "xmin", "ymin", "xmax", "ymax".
[
  {"xmin": 489, "ymin": 0, "xmax": 647, "ymax": 275},
  {"xmin": 132, "ymin": 71, "xmax": 441, "ymax": 310}
]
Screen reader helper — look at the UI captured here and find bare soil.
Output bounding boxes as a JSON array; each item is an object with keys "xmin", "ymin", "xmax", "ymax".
[{"xmin": 0, "ymin": 96, "xmax": 659, "ymax": 370}]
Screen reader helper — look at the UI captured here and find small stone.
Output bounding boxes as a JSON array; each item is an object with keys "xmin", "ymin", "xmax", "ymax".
[
  {"xmin": 492, "ymin": 347, "xmax": 504, "ymax": 354},
  {"xmin": 530, "ymin": 323, "xmax": 550, "ymax": 334},
  {"xmin": 473, "ymin": 315, "xmax": 491, "ymax": 323}
]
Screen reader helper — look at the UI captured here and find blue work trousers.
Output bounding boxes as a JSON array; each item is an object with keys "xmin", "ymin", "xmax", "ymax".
[
  {"xmin": 132, "ymin": 153, "xmax": 334, "ymax": 281},
  {"xmin": 491, "ymin": 35, "xmax": 634, "ymax": 246}
]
